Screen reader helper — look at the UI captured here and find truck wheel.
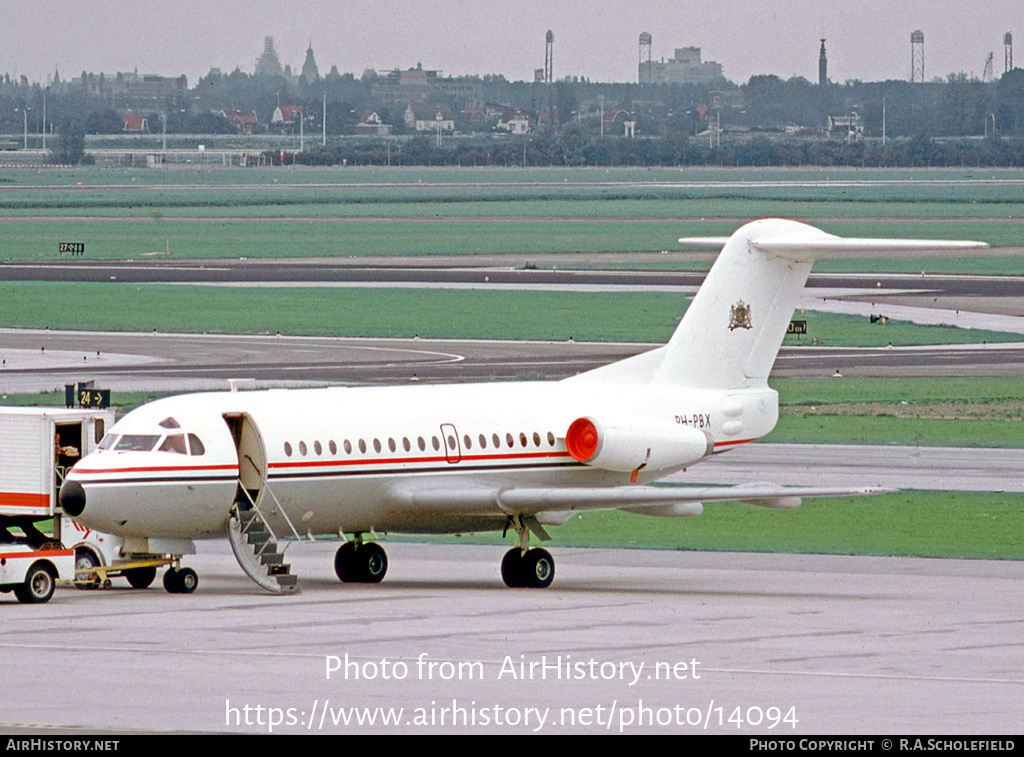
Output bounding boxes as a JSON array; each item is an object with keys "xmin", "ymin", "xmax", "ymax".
[
  {"xmin": 14, "ymin": 562, "xmax": 56, "ymax": 604},
  {"xmin": 74, "ymin": 549, "xmax": 101, "ymax": 590},
  {"xmin": 124, "ymin": 566, "xmax": 157, "ymax": 589}
]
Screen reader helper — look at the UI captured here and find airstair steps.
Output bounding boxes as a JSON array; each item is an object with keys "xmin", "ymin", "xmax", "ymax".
[{"xmin": 227, "ymin": 505, "xmax": 300, "ymax": 594}]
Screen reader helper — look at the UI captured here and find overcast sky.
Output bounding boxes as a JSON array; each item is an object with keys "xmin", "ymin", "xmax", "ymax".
[{"xmin": 3, "ymin": 1, "xmax": 1020, "ymax": 87}]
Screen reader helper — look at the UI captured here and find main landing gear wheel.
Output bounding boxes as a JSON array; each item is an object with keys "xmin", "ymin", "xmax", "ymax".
[
  {"xmin": 501, "ymin": 547, "xmax": 555, "ymax": 589},
  {"xmin": 163, "ymin": 567, "xmax": 199, "ymax": 594},
  {"xmin": 14, "ymin": 562, "xmax": 56, "ymax": 604},
  {"xmin": 335, "ymin": 541, "xmax": 388, "ymax": 584}
]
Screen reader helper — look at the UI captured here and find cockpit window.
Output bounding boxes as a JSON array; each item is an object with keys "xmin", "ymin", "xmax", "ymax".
[
  {"xmin": 98, "ymin": 433, "xmax": 119, "ymax": 451},
  {"xmin": 159, "ymin": 417, "xmax": 181, "ymax": 429},
  {"xmin": 188, "ymin": 434, "xmax": 206, "ymax": 456},
  {"xmin": 158, "ymin": 434, "xmax": 188, "ymax": 455},
  {"xmin": 114, "ymin": 435, "xmax": 160, "ymax": 452}
]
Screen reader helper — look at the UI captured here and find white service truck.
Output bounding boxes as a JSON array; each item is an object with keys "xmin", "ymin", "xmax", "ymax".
[{"xmin": 0, "ymin": 407, "xmax": 121, "ymax": 602}]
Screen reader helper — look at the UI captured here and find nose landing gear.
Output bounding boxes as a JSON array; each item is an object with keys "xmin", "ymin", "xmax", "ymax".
[{"xmin": 163, "ymin": 566, "xmax": 199, "ymax": 594}]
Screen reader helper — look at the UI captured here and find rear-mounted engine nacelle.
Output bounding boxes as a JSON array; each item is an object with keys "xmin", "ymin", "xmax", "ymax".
[{"xmin": 565, "ymin": 416, "xmax": 713, "ymax": 473}]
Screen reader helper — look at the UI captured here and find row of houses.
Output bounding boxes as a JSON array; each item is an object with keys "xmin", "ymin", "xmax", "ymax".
[
  {"xmin": 116, "ymin": 101, "xmax": 640, "ymax": 137},
  {"xmin": 189, "ymin": 103, "xmax": 545, "ymax": 137}
]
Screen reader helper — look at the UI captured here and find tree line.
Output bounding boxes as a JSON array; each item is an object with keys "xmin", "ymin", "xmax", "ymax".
[{"xmin": 4, "ymin": 65, "xmax": 1024, "ymax": 167}]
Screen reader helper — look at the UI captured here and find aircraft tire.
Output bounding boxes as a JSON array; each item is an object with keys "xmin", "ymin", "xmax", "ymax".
[
  {"xmin": 501, "ymin": 548, "xmax": 555, "ymax": 589},
  {"xmin": 501, "ymin": 548, "xmax": 525, "ymax": 588},
  {"xmin": 523, "ymin": 548, "xmax": 555, "ymax": 589},
  {"xmin": 360, "ymin": 542, "xmax": 387, "ymax": 583},
  {"xmin": 334, "ymin": 542, "xmax": 357, "ymax": 582},
  {"xmin": 163, "ymin": 567, "xmax": 198, "ymax": 594},
  {"xmin": 15, "ymin": 562, "xmax": 56, "ymax": 604},
  {"xmin": 163, "ymin": 568, "xmax": 181, "ymax": 593},
  {"xmin": 176, "ymin": 567, "xmax": 198, "ymax": 593},
  {"xmin": 335, "ymin": 541, "xmax": 388, "ymax": 583}
]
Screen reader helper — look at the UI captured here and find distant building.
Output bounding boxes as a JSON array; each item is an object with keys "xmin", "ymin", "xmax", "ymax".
[
  {"xmin": 404, "ymin": 103, "xmax": 455, "ymax": 133},
  {"xmin": 496, "ymin": 108, "xmax": 533, "ymax": 135},
  {"xmin": 255, "ymin": 36, "xmax": 283, "ymax": 77},
  {"xmin": 301, "ymin": 43, "xmax": 320, "ymax": 83},
  {"xmin": 356, "ymin": 110, "xmax": 393, "ymax": 135},
  {"xmin": 639, "ymin": 47, "xmax": 724, "ymax": 85},
  {"xmin": 219, "ymin": 109, "xmax": 259, "ymax": 135},
  {"xmin": 827, "ymin": 113, "xmax": 863, "ymax": 141},
  {"xmin": 121, "ymin": 114, "xmax": 149, "ymax": 133},
  {"xmin": 73, "ymin": 72, "xmax": 187, "ymax": 111},
  {"xmin": 271, "ymin": 105, "xmax": 304, "ymax": 131},
  {"xmin": 372, "ymin": 64, "xmax": 483, "ymax": 110}
]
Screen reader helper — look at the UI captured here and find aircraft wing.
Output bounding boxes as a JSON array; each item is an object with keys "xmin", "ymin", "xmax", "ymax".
[{"xmin": 395, "ymin": 482, "xmax": 894, "ymax": 518}]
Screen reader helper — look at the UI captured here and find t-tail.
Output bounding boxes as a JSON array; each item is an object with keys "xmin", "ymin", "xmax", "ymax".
[{"xmin": 651, "ymin": 218, "xmax": 987, "ymax": 391}]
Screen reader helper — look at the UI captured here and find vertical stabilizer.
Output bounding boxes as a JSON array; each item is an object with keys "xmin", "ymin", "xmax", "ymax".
[
  {"xmin": 569, "ymin": 218, "xmax": 986, "ymax": 389},
  {"xmin": 654, "ymin": 219, "xmax": 826, "ymax": 389},
  {"xmin": 654, "ymin": 218, "xmax": 987, "ymax": 389}
]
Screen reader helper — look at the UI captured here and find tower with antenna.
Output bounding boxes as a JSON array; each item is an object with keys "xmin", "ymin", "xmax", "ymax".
[
  {"xmin": 911, "ymin": 30, "xmax": 925, "ymax": 82},
  {"xmin": 545, "ymin": 30, "xmax": 554, "ymax": 84},
  {"xmin": 818, "ymin": 39, "xmax": 828, "ymax": 87},
  {"xmin": 639, "ymin": 31, "xmax": 652, "ymax": 84}
]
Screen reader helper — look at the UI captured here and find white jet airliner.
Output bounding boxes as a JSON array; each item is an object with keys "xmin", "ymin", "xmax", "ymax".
[{"xmin": 58, "ymin": 219, "xmax": 985, "ymax": 593}]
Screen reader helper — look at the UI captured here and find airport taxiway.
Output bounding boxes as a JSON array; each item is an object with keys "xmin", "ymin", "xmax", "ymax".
[
  {"xmin": 1, "ymin": 542, "xmax": 1021, "ymax": 734},
  {"xmin": 3, "ymin": 329, "xmax": 1024, "ymax": 396}
]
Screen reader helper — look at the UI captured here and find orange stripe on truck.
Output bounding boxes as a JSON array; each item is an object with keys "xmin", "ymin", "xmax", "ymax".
[{"xmin": 0, "ymin": 492, "xmax": 50, "ymax": 508}]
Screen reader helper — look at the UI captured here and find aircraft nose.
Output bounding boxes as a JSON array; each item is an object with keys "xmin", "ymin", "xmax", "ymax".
[{"xmin": 59, "ymin": 479, "xmax": 87, "ymax": 517}]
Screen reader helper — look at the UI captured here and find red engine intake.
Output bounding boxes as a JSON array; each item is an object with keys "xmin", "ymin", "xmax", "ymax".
[
  {"xmin": 564, "ymin": 416, "xmax": 713, "ymax": 473},
  {"xmin": 565, "ymin": 417, "xmax": 600, "ymax": 462}
]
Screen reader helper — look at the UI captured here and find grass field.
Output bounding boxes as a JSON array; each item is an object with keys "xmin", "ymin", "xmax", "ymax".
[
  {"xmin": 398, "ymin": 490, "xmax": 1023, "ymax": 561},
  {"xmin": 0, "ymin": 283, "xmax": 1016, "ymax": 346},
  {"xmin": 1, "ymin": 166, "xmax": 1022, "ymax": 272}
]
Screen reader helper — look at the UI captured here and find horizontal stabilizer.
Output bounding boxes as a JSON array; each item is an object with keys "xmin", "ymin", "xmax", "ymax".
[{"xmin": 679, "ymin": 229, "xmax": 989, "ymax": 261}]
